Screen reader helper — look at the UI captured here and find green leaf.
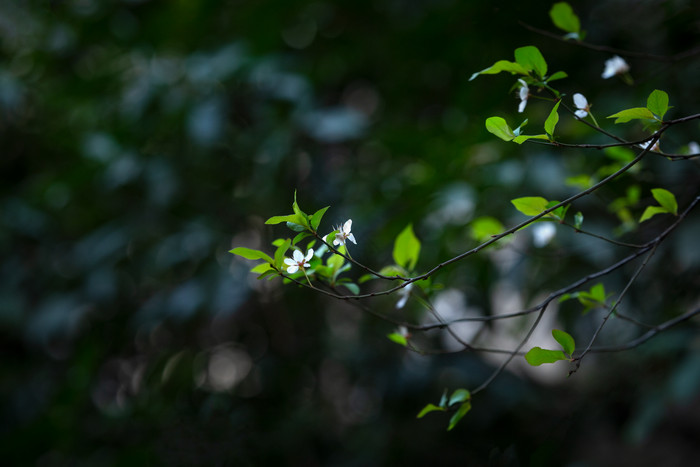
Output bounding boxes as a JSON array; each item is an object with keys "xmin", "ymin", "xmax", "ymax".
[
  {"xmin": 387, "ymin": 332, "xmax": 408, "ymax": 347},
  {"xmin": 341, "ymin": 282, "xmax": 360, "ymax": 295},
  {"xmin": 525, "ymin": 347, "xmax": 568, "ymax": 366},
  {"xmin": 549, "ymin": 2, "xmax": 580, "ymax": 33},
  {"xmin": 651, "ymin": 188, "xmax": 677, "ymax": 215},
  {"xmin": 438, "ymin": 389, "xmax": 448, "ymax": 408},
  {"xmin": 566, "ymin": 175, "xmax": 593, "ymax": 190},
  {"xmin": 378, "ymin": 265, "xmax": 408, "ymax": 278},
  {"xmin": 607, "ymin": 107, "xmax": 655, "ymax": 124},
  {"xmin": 292, "ymin": 231, "xmax": 312, "ymax": 246},
  {"xmin": 511, "ymin": 196, "xmax": 549, "ymax": 216},
  {"xmin": 604, "ymin": 146, "xmax": 635, "ymax": 163},
  {"xmin": 417, "ymin": 403, "xmax": 446, "ymax": 418},
  {"xmin": 286, "ymin": 222, "xmax": 307, "ymax": 232},
  {"xmin": 513, "ymin": 134, "xmax": 549, "ymax": 144},
  {"xmin": 547, "ymin": 71, "xmax": 568, "ymax": 82},
  {"xmin": 393, "ymin": 224, "xmax": 421, "ymax": 271},
  {"xmin": 640, "ymin": 205, "xmax": 669, "ymax": 223},
  {"xmin": 229, "ymin": 247, "xmax": 274, "ymax": 264},
  {"xmin": 250, "ymin": 263, "xmax": 272, "ymax": 274},
  {"xmin": 552, "ymin": 329, "xmax": 575, "ymax": 356},
  {"xmin": 469, "ymin": 60, "xmax": 529, "ymax": 81},
  {"xmin": 310, "ymin": 206, "xmax": 330, "ymax": 231},
  {"xmin": 265, "ymin": 214, "xmax": 301, "ymax": 225},
  {"xmin": 470, "ymin": 216, "xmax": 504, "ymax": 242},
  {"xmin": 574, "ymin": 212, "xmax": 584, "ymax": 229},
  {"xmin": 292, "ymin": 191, "xmax": 309, "ymax": 227},
  {"xmin": 485, "ymin": 117, "xmax": 515, "ymax": 141},
  {"xmin": 646, "ymin": 90, "xmax": 669, "ymax": 120},
  {"xmin": 544, "ymin": 101, "xmax": 561, "ymax": 138},
  {"xmin": 514, "ymin": 46, "xmax": 548, "ymax": 78},
  {"xmin": 447, "ymin": 402, "xmax": 472, "ymax": 431},
  {"xmin": 448, "ymin": 389, "xmax": 471, "ymax": 406},
  {"xmin": 274, "ymin": 239, "xmax": 291, "ymax": 268},
  {"xmin": 590, "ymin": 283, "xmax": 606, "ymax": 302}
]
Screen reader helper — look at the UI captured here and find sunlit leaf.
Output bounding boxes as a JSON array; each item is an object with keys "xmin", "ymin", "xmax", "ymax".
[
  {"xmin": 265, "ymin": 214, "xmax": 301, "ymax": 225},
  {"xmin": 310, "ymin": 206, "xmax": 330, "ymax": 231},
  {"xmin": 646, "ymin": 89, "xmax": 669, "ymax": 120},
  {"xmin": 511, "ymin": 196, "xmax": 549, "ymax": 216},
  {"xmin": 229, "ymin": 247, "xmax": 274, "ymax": 264},
  {"xmin": 552, "ymin": 329, "xmax": 575, "ymax": 356},
  {"xmin": 525, "ymin": 347, "xmax": 568, "ymax": 366},
  {"xmin": 513, "ymin": 134, "xmax": 549, "ymax": 144},
  {"xmin": 393, "ymin": 224, "xmax": 421, "ymax": 271},
  {"xmin": 607, "ymin": 107, "xmax": 655, "ymax": 124},
  {"xmin": 547, "ymin": 70, "xmax": 568, "ymax": 82},
  {"xmin": 514, "ymin": 46, "xmax": 548, "ymax": 78},
  {"xmin": 549, "ymin": 2, "xmax": 580, "ymax": 34},
  {"xmin": 651, "ymin": 188, "xmax": 677, "ymax": 215},
  {"xmin": 274, "ymin": 239, "xmax": 291, "ymax": 268},
  {"xmin": 469, "ymin": 60, "xmax": 529, "ymax": 81},
  {"xmin": 544, "ymin": 101, "xmax": 561, "ymax": 138},
  {"xmin": 470, "ymin": 216, "xmax": 504, "ymax": 242},
  {"xmin": 640, "ymin": 205, "xmax": 669, "ymax": 223},
  {"xmin": 417, "ymin": 403, "xmax": 446, "ymax": 418},
  {"xmin": 387, "ymin": 332, "xmax": 407, "ymax": 346},
  {"xmin": 485, "ymin": 117, "xmax": 515, "ymax": 141}
]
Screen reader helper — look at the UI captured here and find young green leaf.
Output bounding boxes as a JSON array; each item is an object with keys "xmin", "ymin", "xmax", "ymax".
[
  {"xmin": 274, "ymin": 239, "xmax": 291, "ymax": 268},
  {"xmin": 574, "ymin": 212, "xmax": 584, "ymax": 229},
  {"xmin": 469, "ymin": 60, "xmax": 529, "ymax": 81},
  {"xmin": 512, "ymin": 134, "xmax": 549, "ymax": 144},
  {"xmin": 266, "ymin": 214, "xmax": 302, "ymax": 225},
  {"xmin": 544, "ymin": 101, "xmax": 561, "ymax": 138},
  {"xmin": 549, "ymin": 2, "xmax": 580, "ymax": 34},
  {"xmin": 485, "ymin": 117, "xmax": 515, "ymax": 141},
  {"xmin": 646, "ymin": 90, "xmax": 669, "ymax": 120},
  {"xmin": 286, "ymin": 222, "xmax": 307, "ymax": 232},
  {"xmin": 417, "ymin": 403, "xmax": 446, "ymax": 418},
  {"xmin": 447, "ymin": 402, "xmax": 472, "ymax": 431},
  {"xmin": 310, "ymin": 206, "xmax": 330, "ymax": 231},
  {"xmin": 511, "ymin": 196, "xmax": 549, "ymax": 216},
  {"xmin": 547, "ymin": 71, "xmax": 568, "ymax": 82},
  {"xmin": 639, "ymin": 205, "xmax": 669, "ymax": 223},
  {"xmin": 470, "ymin": 216, "xmax": 504, "ymax": 242},
  {"xmin": 250, "ymin": 263, "xmax": 273, "ymax": 274},
  {"xmin": 514, "ymin": 46, "xmax": 548, "ymax": 78},
  {"xmin": 292, "ymin": 191, "xmax": 309, "ymax": 227},
  {"xmin": 340, "ymin": 282, "xmax": 360, "ymax": 295},
  {"xmin": 393, "ymin": 224, "xmax": 421, "ymax": 271},
  {"xmin": 387, "ymin": 332, "xmax": 408, "ymax": 347},
  {"xmin": 552, "ymin": 329, "xmax": 575, "ymax": 356},
  {"xmin": 229, "ymin": 247, "xmax": 274, "ymax": 264},
  {"xmin": 525, "ymin": 347, "xmax": 568, "ymax": 366},
  {"xmin": 607, "ymin": 107, "xmax": 655, "ymax": 124},
  {"xmin": 448, "ymin": 389, "xmax": 471, "ymax": 406},
  {"xmin": 651, "ymin": 188, "xmax": 677, "ymax": 215}
]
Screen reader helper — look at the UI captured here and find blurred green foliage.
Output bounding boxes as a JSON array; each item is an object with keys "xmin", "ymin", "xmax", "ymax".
[{"xmin": 1, "ymin": 0, "xmax": 699, "ymax": 465}]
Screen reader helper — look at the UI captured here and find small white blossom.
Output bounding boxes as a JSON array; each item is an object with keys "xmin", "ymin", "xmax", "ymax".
[
  {"xmin": 532, "ymin": 223, "xmax": 556, "ymax": 248},
  {"xmin": 639, "ymin": 140, "xmax": 660, "ymax": 152},
  {"xmin": 284, "ymin": 248, "xmax": 314, "ymax": 274},
  {"xmin": 518, "ymin": 79, "xmax": 529, "ymax": 113},
  {"xmin": 573, "ymin": 93, "xmax": 590, "ymax": 118},
  {"xmin": 687, "ymin": 141, "xmax": 700, "ymax": 154},
  {"xmin": 601, "ymin": 56, "xmax": 630, "ymax": 79},
  {"xmin": 333, "ymin": 219, "xmax": 356, "ymax": 246},
  {"xmin": 396, "ymin": 283, "xmax": 413, "ymax": 309}
]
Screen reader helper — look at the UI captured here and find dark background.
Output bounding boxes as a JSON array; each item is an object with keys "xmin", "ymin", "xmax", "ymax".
[{"xmin": 1, "ymin": 0, "xmax": 699, "ymax": 465}]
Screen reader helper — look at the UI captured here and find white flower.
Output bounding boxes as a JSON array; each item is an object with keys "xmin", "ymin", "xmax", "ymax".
[
  {"xmin": 573, "ymin": 93, "xmax": 590, "ymax": 118},
  {"xmin": 688, "ymin": 141, "xmax": 700, "ymax": 154},
  {"xmin": 639, "ymin": 140, "xmax": 660, "ymax": 152},
  {"xmin": 532, "ymin": 222, "xmax": 556, "ymax": 248},
  {"xmin": 518, "ymin": 79, "xmax": 529, "ymax": 113},
  {"xmin": 601, "ymin": 56, "xmax": 630, "ymax": 79},
  {"xmin": 333, "ymin": 219, "xmax": 356, "ymax": 246},
  {"xmin": 396, "ymin": 283, "xmax": 413, "ymax": 309},
  {"xmin": 284, "ymin": 248, "xmax": 314, "ymax": 274}
]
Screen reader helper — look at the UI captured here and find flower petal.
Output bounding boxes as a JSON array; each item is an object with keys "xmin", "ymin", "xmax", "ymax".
[
  {"xmin": 284, "ymin": 258, "xmax": 296, "ymax": 266},
  {"xmin": 304, "ymin": 249, "xmax": 314, "ymax": 262},
  {"xmin": 518, "ymin": 99, "xmax": 527, "ymax": 113},
  {"xmin": 292, "ymin": 249, "xmax": 304, "ymax": 262},
  {"xmin": 286, "ymin": 264, "xmax": 299, "ymax": 273},
  {"xmin": 347, "ymin": 233, "xmax": 356, "ymax": 244},
  {"xmin": 343, "ymin": 219, "xmax": 352, "ymax": 233},
  {"xmin": 573, "ymin": 93, "xmax": 588, "ymax": 109},
  {"xmin": 575, "ymin": 109, "xmax": 588, "ymax": 119}
]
